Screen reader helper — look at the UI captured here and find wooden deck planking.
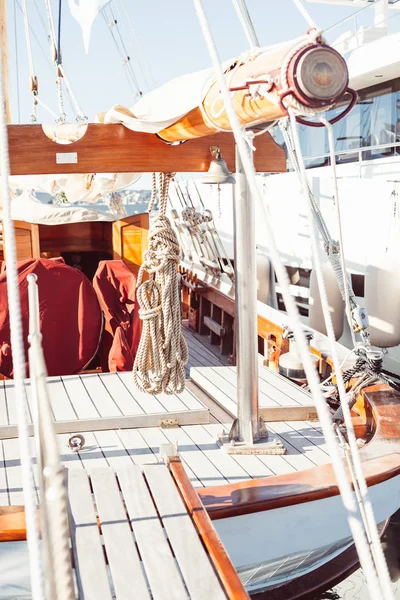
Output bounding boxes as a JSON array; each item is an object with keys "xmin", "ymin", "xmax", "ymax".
[
  {"xmin": 90, "ymin": 468, "xmax": 151, "ymax": 600},
  {"xmin": 80, "ymin": 374, "xmax": 123, "ymax": 418},
  {"xmin": 4, "ymin": 380, "xmax": 33, "ymax": 425},
  {"xmin": 202, "ymin": 423, "xmax": 297, "ymax": 478},
  {"xmin": 116, "ymin": 371, "xmax": 169, "ymax": 414},
  {"xmin": 117, "ymin": 464, "xmax": 188, "ymax": 600},
  {"xmin": 75, "ymin": 431, "xmax": 109, "ymax": 472},
  {"xmin": 144, "ymin": 463, "xmax": 227, "ymax": 600},
  {"xmin": 268, "ymin": 421, "xmax": 331, "ymax": 466},
  {"xmin": 2, "ymin": 438, "xmax": 27, "ymax": 505},
  {"xmin": 190, "ymin": 368, "xmax": 237, "ymax": 416},
  {"xmin": 138, "ymin": 426, "xmax": 202, "ymax": 488},
  {"xmin": 160, "ymin": 426, "xmax": 230, "ymax": 487},
  {"xmin": 92, "ymin": 429, "xmax": 134, "ymax": 468},
  {"xmin": 0, "ymin": 381, "xmax": 8, "ymax": 427},
  {"xmin": 0, "ymin": 440, "xmax": 9, "ymax": 505},
  {"xmin": 68, "ymin": 469, "xmax": 113, "ymax": 600},
  {"xmin": 116, "ymin": 428, "xmax": 159, "ymax": 466},
  {"xmin": 93, "ymin": 373, "xmax": 145, "ymax": 416},
  {"xmin": 46, "ymin": 377, "xmax": 78, "ymax": 422},
  {"xmin": 182, "ymin": 424, "xmax": 257, "ymax": 484},
  {"xmin": 61, "ymin": 376, "xmax": 101, "ymax": 420},
  {"xmin": 212, "ymin": 366, "xmax": 286, "ymax": 408}
]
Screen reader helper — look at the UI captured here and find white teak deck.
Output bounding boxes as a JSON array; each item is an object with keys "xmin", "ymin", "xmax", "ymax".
[
  {"xmin": 68, "ymin": 464, "xmax": 229, "ymax": 600},
  {"xmin": 0, "ymin": 327, "xmax": 332, "ymax": 508}
]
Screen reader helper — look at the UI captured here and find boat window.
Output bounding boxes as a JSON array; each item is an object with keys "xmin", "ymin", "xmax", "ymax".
[{"xmin": 273, "ymin": 78, "xmax": 400, "ymax": 168}]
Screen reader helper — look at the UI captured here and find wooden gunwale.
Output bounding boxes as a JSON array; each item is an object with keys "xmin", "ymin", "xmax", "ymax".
[
  {"xmin": 169, "ymin": 457, "xmax": 250, "ymax": 600},
  {"xmin": 197, "ymin": 385, "xmax": 400, "ymax": 519}
]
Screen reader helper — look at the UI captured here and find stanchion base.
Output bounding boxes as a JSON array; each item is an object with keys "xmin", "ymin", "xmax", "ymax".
[
  {"xmin": 223, "ymin": 439, "xmax": 287, "ymax": 455},
  {"xmin": 218, "ymin": 420, "xmax": 287, "ymax": 455}
]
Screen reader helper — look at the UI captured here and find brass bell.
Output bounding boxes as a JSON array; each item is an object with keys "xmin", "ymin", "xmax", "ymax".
[{"xmin": 202, "ymin": 146, "xmax": 235, "ymax": 185}]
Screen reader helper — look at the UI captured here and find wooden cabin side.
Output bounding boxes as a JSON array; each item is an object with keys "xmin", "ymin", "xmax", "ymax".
[{"xmin": 1, "ymin": 213, "xmax": 149, "ymax": 280}]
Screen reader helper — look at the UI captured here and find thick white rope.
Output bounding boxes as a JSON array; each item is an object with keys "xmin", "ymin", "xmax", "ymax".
[
  {"xmin": 192, "ymin": 2, "xmax": 386, "ymax": 598},
  {"xmin": 321, "ymin": 116, "xmax": 358, "ymax": 347},
  {"xmin": 0, "ymin": 39, "xmax": 44, "ymax": 600},
  {"xmin": 22, "ymin": 0, "xmax": 35, "ymax": 80},
  {"xmin": 288, "ymin": 108, "xmax": 394, "ymax": 600},
  {"xmin": 291, "ymin": 0, "xmax": 318, "ymax": 30},
  {"xmin": 133, "ymin": 173, "xmax": 188, "ymax": 395},
  {"xmin": 231, "ymin": 0, "xmax": 259, "ymax": 47},
  {"xmin": 43, "ymin": 0, "xmax": 87, "ymax": 123},
  {"xmin": 28, "ymin": 275, "xmax": 75, "ymax": 600}
]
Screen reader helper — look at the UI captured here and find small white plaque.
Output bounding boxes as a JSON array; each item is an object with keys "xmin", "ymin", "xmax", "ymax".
[{"xmin": 56, "ymin": 152, "xmax": 78, "ymax": 164}]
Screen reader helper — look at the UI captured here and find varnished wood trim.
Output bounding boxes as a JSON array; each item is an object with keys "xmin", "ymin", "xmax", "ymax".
[
  {"xmin": 199, "ymin": 385, "xmax": 400, "ymax": 519},
  {"xmin": 170, "ymin": 457, "xmax": 250, "ymax": 600},
  {"xmin": 7, "ymin": 125, "xmax": 286, "ymax": 175},
  {"xmin": 0, "ymin": 506, "xmax": 40, "ymax": 542},
  {"xmin": 198, "ymin": 453, "xmax": 400, "ymax": 520}
]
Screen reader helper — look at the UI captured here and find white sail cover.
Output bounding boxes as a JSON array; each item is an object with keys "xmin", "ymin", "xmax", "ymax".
[
  {"xmin": 98, "ymin": 66, "xmax": 216, "ymax": 133},
  {"xmin": 11, "ymin": 192, "xmax": 116, "ymax": 225},
  {"xmin": 69, "ymin": 0, "xmax": 111, "ymax": 53}
]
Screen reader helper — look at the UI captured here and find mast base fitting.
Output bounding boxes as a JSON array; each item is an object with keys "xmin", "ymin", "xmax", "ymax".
[{"xmin": 218, "ymin": 420, "xmax": 287, "ymax": 455}]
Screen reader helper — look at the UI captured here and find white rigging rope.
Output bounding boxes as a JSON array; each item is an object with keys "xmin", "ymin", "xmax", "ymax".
[
  {"xmin": 28, "ymin": 276, "xmax": 75, "ymax": 600},
  {"xmin": 321, "ymin": 116, "xmax": 358, "ymax": 347},
  {"xmin": 0, "ymin": 38, "xmax": 44, "ymax": 600},
  {"xmin": 133, "ymin": 173, "xmax": 188, "ymax": 395},
  {"xmin": 291, "ymin": 0, "xmax": 318, "ymax": 30},
  {"xmin": 287, "ymin": 109, "xmax": 394, "ymax": 600},
  {"xmin": 192, "ymin": 2, "xmax": 389, "ymax": 598},
  {"xmin": 115, "ymin": 0, "xmax": 155, "ymax": 91},
  {"xmin": 231, "ymin": 0, "xmax": 259, "ymax": 47},
  {"xmin": 43, "ymin": 0, "xmax": 87, "ymax": 122},
  {"xmin": 101, "ymin": 9, "xmax": 142, "ymax": 98}
]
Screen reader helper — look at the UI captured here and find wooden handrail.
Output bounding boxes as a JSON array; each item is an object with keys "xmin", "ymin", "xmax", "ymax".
[{"xmin": 169, "ymin": 457, "xmax": 250, "ymax": 600}]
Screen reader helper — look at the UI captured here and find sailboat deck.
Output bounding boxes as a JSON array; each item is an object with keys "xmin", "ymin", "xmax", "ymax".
[
  {"xmin": 0, "ymin": 326, "xmax": 331, "ymax": 507},
  {"xmin": 0, "ymin": 370, "xmax": 209, "ymax": 440},
  {"xmin": 68, "ymin": 464, "xmax": 234, "ymax": 600}
]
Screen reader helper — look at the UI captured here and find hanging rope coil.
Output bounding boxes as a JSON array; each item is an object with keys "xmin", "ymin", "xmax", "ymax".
[{"xmin": 133, "ymin": 173, "xmax": 188, "ymax": 395}]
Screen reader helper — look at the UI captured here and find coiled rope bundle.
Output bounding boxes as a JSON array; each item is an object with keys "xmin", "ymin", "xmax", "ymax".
[{"xmin": 133, "ymin": 173, "xmax": 188, "ymax": 395}]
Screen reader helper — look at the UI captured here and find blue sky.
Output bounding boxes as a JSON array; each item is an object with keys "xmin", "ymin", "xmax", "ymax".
[{"xmin": 7, "ymin": 0, "xmax": 380, "ymax": 125}]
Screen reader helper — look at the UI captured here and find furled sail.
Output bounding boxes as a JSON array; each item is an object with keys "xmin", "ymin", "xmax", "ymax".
[{"xmin": 98, "ymin": 32, "xmax": 351, "ymax": 143}]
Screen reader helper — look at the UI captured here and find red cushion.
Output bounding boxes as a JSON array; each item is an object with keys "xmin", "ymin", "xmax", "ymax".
[
  {"xmin": 93, "ymin": 260, "xmax": 140, "ymax": 372},
  {"xmin": 0, "ymin": 258, "xmax": 103, "ymax": 377}
]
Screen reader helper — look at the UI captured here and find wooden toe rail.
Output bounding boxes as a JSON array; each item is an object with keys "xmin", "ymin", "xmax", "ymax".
[{"xmin": 197, "ymin": 384, "xmax": 400, "ymax": 520}]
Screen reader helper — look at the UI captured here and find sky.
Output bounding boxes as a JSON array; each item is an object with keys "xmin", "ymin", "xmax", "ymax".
[{"xmin": 6, "ymin": 0, "xmax": 386, "ymax": 126}]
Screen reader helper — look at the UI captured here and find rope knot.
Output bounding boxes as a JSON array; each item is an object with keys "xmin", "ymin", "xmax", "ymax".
[{"xmin": 133, "ymin": 172, "xmax": 188, "ymax": 396}]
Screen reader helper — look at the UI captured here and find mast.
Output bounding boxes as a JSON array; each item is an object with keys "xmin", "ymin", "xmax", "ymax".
[{"xmin": 0, "ymin": 0, "xmax": 11, "ymax": 123}]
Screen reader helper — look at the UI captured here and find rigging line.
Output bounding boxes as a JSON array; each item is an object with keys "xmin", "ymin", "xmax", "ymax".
[
  {"xmin": 291, "ymin": 0, "xmax": 318, "ymax": 31},
  {"xmin": 15, "ymin": 0, "xmax": 53, "ymax": 68},
  {"xmin": 13, "ymin": 0, "xmax": 21, "ymax": 123},
  {"xmin": 114, "ymin": 0, "xmax": 153, "ymax": 92},
  {"xmin": 115, "ymin": 0, "xmax": 155, "ymax": 91},
  {"xmin": 0, "ymin": 34, "xmax": 44, "ymax": 600},
  {"xmin": 109, "ymin": 4, "xmax": 142, "ymax": 94},
  {"xmin": 231, "ymin": 0, "xmax": 259, "ymax": 48},
  {"xmin": 43, "ymin": 0, "xmax": 58, "ymax": 59},
  {"xmin": 323, "ymin": 117, "xmax": 358, "ymax": 348},
  {"xmin": 21, "ymin": 0, "xmax": 35, "ymax": 77},
  {"xmin": 289, "ymin": 110, "xmax": 394, "ymax": 599},
  {"xmin": 33, "ymin": 0, "xmax": 50, "ymax": 39},
  {"xmin": 192, "ymin": 2, "xmax": 386, "ymax": 598},
  {"xmin": 101, "ymin": 10, "xmax": 140, "ymax": 96},
  {"xmin": 117, "ymin": 0, "xmax": 157, "ymax": 88},
  {"xmin": 324, "ymin": 0, "xmax": 378, "ymax": 33},
  {"xmin": 57, "ymin": 0, "xmax": 62, "ymax": 65}
]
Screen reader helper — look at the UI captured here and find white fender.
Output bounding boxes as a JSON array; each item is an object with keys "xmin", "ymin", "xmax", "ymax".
[
  {"xmin": 256, "ymin": 254, "xmax": 270, "ymax": 304},
  {"xmin": 365, "ymin": 243, "xmax": 400, "ymax": 348},
  {"xmin": 309, "ymin": 253, "xmax": 344, "ymax": 341}
]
